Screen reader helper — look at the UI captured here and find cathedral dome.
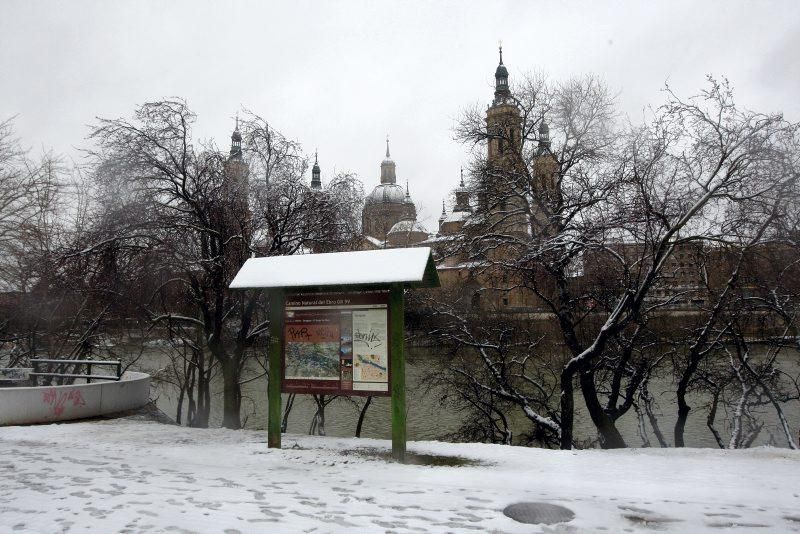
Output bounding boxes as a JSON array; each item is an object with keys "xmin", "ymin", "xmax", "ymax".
[{"xmin": 365, "ymin": 183, "xmax": 406, "ymax": 205}]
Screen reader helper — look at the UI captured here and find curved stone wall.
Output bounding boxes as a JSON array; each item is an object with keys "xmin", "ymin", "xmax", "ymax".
[{"xmin": 0, "ymin": 372, "xmax": 150, "ymax": 426}]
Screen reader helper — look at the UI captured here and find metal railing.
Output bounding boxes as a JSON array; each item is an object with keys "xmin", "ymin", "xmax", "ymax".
[{"xmin": 29, "ymin": 359, "xmax": 123, "ymax": 385}]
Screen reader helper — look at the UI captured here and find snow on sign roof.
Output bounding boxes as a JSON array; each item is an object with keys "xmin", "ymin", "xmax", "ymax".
[{"xmin": 229, "ymin": 247, "xmax": 440, "ymax": 290}]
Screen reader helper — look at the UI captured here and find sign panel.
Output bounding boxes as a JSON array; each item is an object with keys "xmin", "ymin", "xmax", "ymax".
[{"xmin": 282, "ymin": 291, "xmax": 390, "ymax": 396}]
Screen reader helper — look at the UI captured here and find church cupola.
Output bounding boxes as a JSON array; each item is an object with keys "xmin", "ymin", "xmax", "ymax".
[
  {"xmin": 537, "ymin": 120, "xmax": 551, "ymax": 154},
  {"xmin": 230, "ymin": 116, "xmax": 242, "ymax": 159},
  {"xmin": 380, "ymin": 135, "xmax": 397, "ymax": 184},
  {"xmin": 493, "ymin": 45, "xmax": 511, "ymax": 105},
  {"xmin": 311, "ymin": 149, "xmax": 322, "ymax": 190},
  {"xmin": 454, "ymin": 167, "xmax": 472, "ymax": 212}
]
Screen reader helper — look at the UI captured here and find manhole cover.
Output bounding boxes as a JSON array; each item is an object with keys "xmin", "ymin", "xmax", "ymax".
[{"xmin": 503, "ymin": 502, "xmax": 575, "ymax": 524}]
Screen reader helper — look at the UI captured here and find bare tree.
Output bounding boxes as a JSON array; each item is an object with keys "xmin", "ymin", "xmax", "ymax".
[
  {"xmin": 435, "ymin": 74, "xmax": 800, "ymax": 449},
  {"xmin": 0, "ymin": 117, "xmax": 108, "ymax": 376},
  {"xmin": 83, "ymin": 100, "xmax": 363, "ymax": 429}
]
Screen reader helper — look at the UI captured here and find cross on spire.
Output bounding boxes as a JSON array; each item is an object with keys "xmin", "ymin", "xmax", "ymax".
[
  {"xmin": 386, "ymin": 134, "xmax": 391, "ymax": 158},
  {"xmin": 460, "ymin": 167, "xmax": 465, "ymax": 187},
  {"xmin": 499, "ymin": 41, "xmax": 503, "ymax": 65}
]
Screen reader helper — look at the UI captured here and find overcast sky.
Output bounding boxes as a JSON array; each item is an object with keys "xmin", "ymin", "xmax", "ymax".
[{"xmin": 2, "ymin": 0, "xmax": 799, "ymax": 231}]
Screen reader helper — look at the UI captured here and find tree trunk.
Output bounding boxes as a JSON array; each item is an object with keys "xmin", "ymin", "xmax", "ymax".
[
  {"xmin": 559, "ymin": 367, "xmax": 575, "ymax": 449},
  {"xmin": 185, "ymin": 353, "xmax": 196, "ymax": 425},
  {"xmin": 674, "ymin": 353, "xmax": 701, "ymax": 447},
  {"xmin": 310, "ymin": 394, "xmax": 327, "ymax": 436},
  {"xmin": 580, "ymin": 367, "xmax": 626, "ymax": 448},
  {"xmin": 192, "ymin": 342, "xmax": 210, "ymax": 428},
  {"xmin": 221, "ymin": 359, "xmax": 242, "ymax": 429},
  {"xmin": 281, "ymin": 393, "xmax": 296, "ymax": 433},
  {"xmin": 355, "ymin": 396, "xmax": 372, "ymax": 438},
  {"xmin": 175, "ymin": 385, "xmax": 185, "ymax": 425},
  {"xmin": 674, "ymin": 394, "xmax": 691, "ymax": 448}
]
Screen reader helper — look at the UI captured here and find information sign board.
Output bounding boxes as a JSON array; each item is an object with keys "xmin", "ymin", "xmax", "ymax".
[{"xmin": 282, "ymin": 291, "xmax": 390, "ymax": 396}]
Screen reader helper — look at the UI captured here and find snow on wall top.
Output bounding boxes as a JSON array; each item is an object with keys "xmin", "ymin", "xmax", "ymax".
[{"xmin": 229, "ymin": 247, "xmax": 440, "ymax": 289}]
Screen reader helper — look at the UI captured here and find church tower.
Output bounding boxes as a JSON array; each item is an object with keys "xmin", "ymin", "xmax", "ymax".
[
  {"xmin": 223, "ymin": 117, "xmax": 249, "ymax": 211},
  {"xmin": 454, "ymin": 167, "xmax": 472, "ymax": 214},
  {"xmin": 220, "ymin": 117, "xmax": 251, "ymax": 279},
  {"xmin": 311, "ymin": 150, "xmax": 322, "ymax": 190},
  {"xmin": 438, "ymin": 168, "xmax": 474, "ymax": 236},
  {"xmin": 531, "ymin": 120, "xmax": 560, "ymax": 235},
  {"xmin": 486, "ymin": 45, "xmax": 521, "ymax": 164},
  {"xmin": 229, "ymin": 117, "xmax": 243, "ymax": 159},
  {"xmin": 482, "ymin": 46, "xmax": 528, "ymax": 237}
]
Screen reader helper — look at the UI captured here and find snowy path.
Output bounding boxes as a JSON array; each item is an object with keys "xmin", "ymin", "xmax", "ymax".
[{"xmin": 1, "ymin": 420, "xmax": 799, "ymax": 533}]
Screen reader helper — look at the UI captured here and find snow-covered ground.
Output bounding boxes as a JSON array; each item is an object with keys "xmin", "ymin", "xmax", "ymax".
[{"xmin": 1, "ymin": 420, "xmax": 799, "ymax": 533}]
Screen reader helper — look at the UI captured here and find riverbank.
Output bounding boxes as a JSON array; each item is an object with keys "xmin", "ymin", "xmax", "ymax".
[{"xmin": 1, "ymin": 419, "xmax": 799, "ymax": 532}]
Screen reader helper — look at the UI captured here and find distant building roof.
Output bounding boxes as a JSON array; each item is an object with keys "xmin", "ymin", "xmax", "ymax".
[
  {"xmin": 387, "ymin": 219, "xmax": 428, "ymax": 235},
  {"xmin": 363, "ymin": 235, "xmax": 385, "ymax": 248},
  {"xmin": 444, "ymin": 211, "xmax": 471, "ymax": 224}
]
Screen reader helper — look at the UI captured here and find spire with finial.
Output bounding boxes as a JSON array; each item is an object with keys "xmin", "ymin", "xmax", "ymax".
[
  {"xmin": 454, "ymin": 167, "xmax": 472, "ymax": 213},
  {"xmin": 493, "ymin": 42, "xmax": 510, "ymax": 104},
  {"xmin": 311, "ymin": 148, "xmax": 321, "ymax": 189},
  {"xmin": 438, "ymin": 198, "xmax": 447, "ymax": 233},
  {"xmin": 380, "ymin": 135, "xmax": 397, "ymax": 184},
  {"xmin": 403, "ymin": 180, "xmax": 413, "ymax": 206},
  {"xmin": 230, "ymin": 114, "xmax": 242, "ymax": 158}
]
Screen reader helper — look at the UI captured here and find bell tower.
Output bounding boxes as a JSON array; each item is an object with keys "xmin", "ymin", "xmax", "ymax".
[
  {"xmin": 230, "ymin": 116, "xmax": 243, "ymax": 159},
  {"xmin": 482, "ymin": 45, "xmax": 527, "ymax": 237},
  {"xmin": 486, "ymin": 45, "xmax": 522, "ymax": 165},
  {"xmin": 311, "ymin": 150, "xmax": 322, "ymax": 190},
  {"xmin": 531, "ymin": 119, "xmax": 561, "ymax": 236},
  {"xmin": 221, "ymin": 116, "xmax": 251, "ymax": 277}
]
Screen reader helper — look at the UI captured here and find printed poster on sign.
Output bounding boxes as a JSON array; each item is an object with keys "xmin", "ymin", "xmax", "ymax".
[
  {"xmin": 284, "ymin": 324, "xmax": 340, "ymax": 380},
  {"xmin": 352, "ymin": 308, "xmax": 389, "ymax": 392},
  {"xmin": 282, "ymin": 291, "xmax": 390, "ymax": 396}
]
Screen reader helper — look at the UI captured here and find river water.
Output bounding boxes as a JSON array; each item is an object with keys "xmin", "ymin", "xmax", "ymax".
[{"xmin": 138, "ymin": 344, "xmax": 800, "ymax": 449}]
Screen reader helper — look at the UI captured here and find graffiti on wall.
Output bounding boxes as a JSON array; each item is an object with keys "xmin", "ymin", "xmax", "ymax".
[{"xmin": 42, "ymin": 388, "xmax": 86, "ymax": 417}]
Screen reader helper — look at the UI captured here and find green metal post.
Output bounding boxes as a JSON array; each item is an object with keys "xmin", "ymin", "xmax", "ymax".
[
  {"xmin": 268, "ymin": 288, "xmax": 284, "ymax": 449},
  {"xmin": 390, "ymin": 284, "xmax": 406, "ymax": 462}
]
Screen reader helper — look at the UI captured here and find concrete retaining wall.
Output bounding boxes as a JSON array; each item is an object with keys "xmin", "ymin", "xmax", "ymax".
[{"xmin": 0, "ymin": 372, "xmax": 150, "ymax": 426}]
